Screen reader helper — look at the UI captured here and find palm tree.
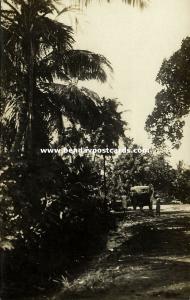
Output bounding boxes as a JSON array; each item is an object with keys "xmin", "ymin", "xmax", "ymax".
[{"xmin": 1, "ymin": 0, "xmax": 112, "ymax": 159}]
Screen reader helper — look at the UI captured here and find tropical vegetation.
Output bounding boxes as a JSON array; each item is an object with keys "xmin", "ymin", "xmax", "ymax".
[{"xmin": 1, "ymin": 0, "xmax": 190, "ymax": 298}]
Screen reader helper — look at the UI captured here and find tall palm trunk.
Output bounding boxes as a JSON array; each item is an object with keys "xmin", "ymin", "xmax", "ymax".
[
  {"xmin": 27, "ymin": 38, "xmax": 35, "ymax": 160},
  {"xmin": 0, "ymin": 1, "xmax": 4, "ymax": 155}
]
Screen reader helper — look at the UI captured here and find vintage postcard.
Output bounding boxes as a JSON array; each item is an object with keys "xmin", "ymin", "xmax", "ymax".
[{"xmin": 0, "ymin": 0, "xmax": 190, "ymax": 299}]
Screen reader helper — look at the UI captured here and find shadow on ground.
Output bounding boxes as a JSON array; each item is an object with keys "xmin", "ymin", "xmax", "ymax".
[
  {"xmin": 54, "ymin": 206, "xmax": 190, "ymax": 300},
  {"xmin": 15, "ymin": 205, "xmax": 190, "ymax": 300}
]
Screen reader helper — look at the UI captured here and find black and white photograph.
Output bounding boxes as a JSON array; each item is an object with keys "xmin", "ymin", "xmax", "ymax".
[{"xmin": 0, "ymin": 0, "xmax": 190, "ymax": 299}]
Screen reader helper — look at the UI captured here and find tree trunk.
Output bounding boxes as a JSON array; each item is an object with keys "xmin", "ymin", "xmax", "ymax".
[
  {"xmin": 103, "ymin": 154, "xmax": 107, "ymax": 210},
  {"xmin": 57, "ymin": 112, "xmax": 65, "ymax": 145},
  {"xmin": 0, "ymin": 1, "xmax": 4, "ymax": 155},
  {"xmin": 12, "ymin": 105, "xmax": 27, "ymax": 154},
  {"xmin": 27, "ymin": 38, "xmax": 34, "ymax": 161}
]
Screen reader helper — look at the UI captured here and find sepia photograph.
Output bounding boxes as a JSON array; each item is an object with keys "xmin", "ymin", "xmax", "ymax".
[{"xmin": 0, "ymin": 0, "xmax": 190, "ymax": 299}]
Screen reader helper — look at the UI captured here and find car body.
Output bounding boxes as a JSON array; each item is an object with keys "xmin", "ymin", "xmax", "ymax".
[
  {"xmin": 130, "ymin": 185, "xmax": 153, "ymax": 210},
  {"xmin": 112, "ymin": 199, "xmax": 123, "ymax": 211}
]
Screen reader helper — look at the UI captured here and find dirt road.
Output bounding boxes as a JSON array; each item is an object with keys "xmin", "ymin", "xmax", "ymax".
[{"xmin": 56, "ymin": 204, "xmax": 190, "ymax": 300}]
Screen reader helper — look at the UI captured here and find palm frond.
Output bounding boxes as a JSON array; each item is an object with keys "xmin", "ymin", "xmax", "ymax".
[
  {"xmin": 2, "ymin": 0, "xmax": 21, "ymax": 15},
  {"xmin": 70, "ymin": 0, "xmax": 149, "ymax": 9},
  {"xmin": 56, "ymin": 5, "xmax": 77, "ymax": 18},
  {"xmin": 36, "ymin": 17, "xmax": 74, "ymax": 51},
  {"xmin": 125, "ymin": 0, "xmax": 148, "ymax": 9},
  {"xmin": 1, "ymin": 94, "xmax": 24, "ymax": 133},
  {"xmin": 38, "ymin": 49, "xmax": 112, "ymax": 83},
  {"xmin": 63, "ymin": 50, "xmax": 113, "ymax": 82},
  {"xmin": 45, "ymin": 83, "xmax": 102, "ymax": 130}
]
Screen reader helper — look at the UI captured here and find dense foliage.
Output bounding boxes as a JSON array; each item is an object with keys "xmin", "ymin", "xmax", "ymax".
[
  {"xmin": 0, "ymin": 153, "xmax": 115, "ymax": 295},
  {"xmin": 145, "ymin": 37, "xmax": 190, "ymax": 148},
  {"xmin": 0, "ymin": 0, "xmax": 125, "ymax": 295},
  {"xmin": 109, "ymin": 145, "xmax": 190, "ymax": 203},
  {"xmin": 1, "ymin": 1, "xmax": 189, "ymax": 298}
]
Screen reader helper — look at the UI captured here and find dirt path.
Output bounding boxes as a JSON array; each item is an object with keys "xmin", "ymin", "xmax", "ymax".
[{"xmin": 56, "ymin": 205, "xmax": 190, "ymax": 300}]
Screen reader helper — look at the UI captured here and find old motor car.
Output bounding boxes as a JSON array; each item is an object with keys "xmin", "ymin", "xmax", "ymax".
[{"xmin": 130, "ymin": 185, "xmax": 153, "ymax": 210}]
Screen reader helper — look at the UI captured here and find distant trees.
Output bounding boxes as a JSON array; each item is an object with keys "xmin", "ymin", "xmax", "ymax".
[
  {"xmin": 173, "ymin": 161, "xmax": 190, "ymax": 203},
  {"xmin": 109, "ymin": 144, "xmax": 182, "ymax": 200},
  {"xmin": 145, "ymin": 37, "xmax": 190, "ymax": 149},
  {"xmin": 108, "ymin": 144, "xmax": 190, "ymax": 204}
]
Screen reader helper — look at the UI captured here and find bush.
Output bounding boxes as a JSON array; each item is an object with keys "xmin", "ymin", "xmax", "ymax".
[{"xmin": 0, "ymin": 154, "xmax": 114, "ymax": 296}]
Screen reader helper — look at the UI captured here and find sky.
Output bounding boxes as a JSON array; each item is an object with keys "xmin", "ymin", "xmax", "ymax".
[{"xmin": 60, "ymin": 0, "xmax": 190, "ymax": 167}]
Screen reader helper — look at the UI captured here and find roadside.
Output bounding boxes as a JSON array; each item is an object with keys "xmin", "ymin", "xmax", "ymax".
[{"xmin": 55, "ymin": 204, "xmax": 190, "ymax": 300}]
